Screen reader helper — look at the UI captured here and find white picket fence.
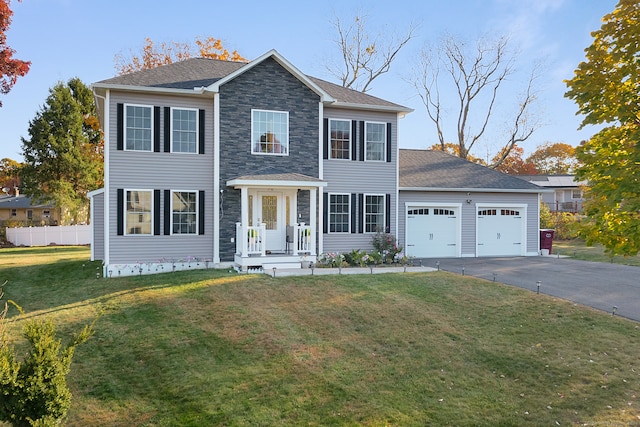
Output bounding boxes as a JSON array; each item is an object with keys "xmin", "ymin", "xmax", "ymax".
[{"xmin": 5, "ymin": 225, "xmax": 91, "ymax": 247}]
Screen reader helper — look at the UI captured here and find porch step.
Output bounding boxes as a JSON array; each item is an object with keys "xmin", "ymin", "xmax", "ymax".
[{"xmin": 262, "ymin": 262, "xmax": 302, "ymax": 270}]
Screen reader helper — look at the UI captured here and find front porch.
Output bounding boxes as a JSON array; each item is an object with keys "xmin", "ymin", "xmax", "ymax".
[{"xmin": 227, "ymin": 172, "xmax": 326, "ymax": 271}]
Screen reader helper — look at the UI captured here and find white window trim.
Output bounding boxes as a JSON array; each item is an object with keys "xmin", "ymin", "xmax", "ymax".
[
  {"xmin": 251, "ymin": 109, "xmax": 289, "ymax": 156},
  {"xmin": 328, "ymin": 192, "xmax": 351, "ymax": 233},
  {"xmin": 123, "ymin": 103, "xmax": 154, "ymax": 152},
  {"xmin": 364, "ymin": 121, "xmax": 386, "ymax": 162},
  {"xmin": 170, "ymin": 107, "xmax": 199, "ymax": 154},
  {"xmin": 364, "ymin": 193, "xmax": 386, "ymax": 234},
  {"xmin": 328, "ymin": 118, "xmax": 351, "ymax": 161},
  {"xmin": 170, "ymin": 190, "xmax": 199, "ymax": 235},
  {"xmin": 124, "ymin": 189, "xmax": 153, "ymax": 236}
]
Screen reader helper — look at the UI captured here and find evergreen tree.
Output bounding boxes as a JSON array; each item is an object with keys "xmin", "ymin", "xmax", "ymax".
[{"xmin": 20, "ymin": 78, "xmax": 103, "ymax": 224}]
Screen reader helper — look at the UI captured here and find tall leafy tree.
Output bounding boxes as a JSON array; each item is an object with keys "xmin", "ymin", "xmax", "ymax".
[
  {"xmin": 114, "ymin": 36, "xmax": 245, "ymax": 75},
  {"xmin": 565, "ymin": 0, "xmax": 640, "ymax": 256},
  {"xmin": 525, "ymin": 142, "xmax": 577, "ymax": 175},
  {"xmin": 0, "ymin": 0, "xmax": 30, "ymax": 106},
  {"xmin": 492, "ymin": 145, "xmax": 537, "ymax": 175},
  {"xmin": 0, "ymin": 157, "xmax": 21, "ymax": 195},
  {"xmin": 20, "ymin": 78, "xmax": 103, "ymax": 224}
]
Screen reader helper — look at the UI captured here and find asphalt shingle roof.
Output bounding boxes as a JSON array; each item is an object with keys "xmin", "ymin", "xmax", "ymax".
[
  {"xmin": 0, "ymin": 195, "xmax": 53, "ymax": 209},
  {"xmin": 399, "ymin": 149, "xmax": 543, "ymax": 191},
  {"xmin": 96, "ymin": 55, "xmax": 410, "ymax": 111}
]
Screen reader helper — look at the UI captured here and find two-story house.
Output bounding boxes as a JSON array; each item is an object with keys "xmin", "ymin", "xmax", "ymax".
[{"xmin": 89, "ymin": 50, "xmax": 411, "ymax": 276}]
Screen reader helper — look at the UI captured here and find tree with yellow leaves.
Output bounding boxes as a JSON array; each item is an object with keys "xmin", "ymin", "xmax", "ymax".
[
  {"xmin": 114, "ymin": 36, "xmax": 245, "ymax": 75},
  {"xmin": 565, "ymin": 0, "xmax": 640, "ymax": 256}
]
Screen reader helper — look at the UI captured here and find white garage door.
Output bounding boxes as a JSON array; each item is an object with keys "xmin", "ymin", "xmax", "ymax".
[
  {"xmin": 477, "ymin": 208, "xmax": 524, "ymax": 256},
  {"xmin": 406, "ymin": 207, "xmax": 458, "ymax": 258}
]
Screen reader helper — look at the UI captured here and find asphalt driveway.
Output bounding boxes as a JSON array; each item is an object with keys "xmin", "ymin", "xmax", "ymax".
[{"xmin": 418, "ymin": 256, "xmax": 640, "ymax": 322}]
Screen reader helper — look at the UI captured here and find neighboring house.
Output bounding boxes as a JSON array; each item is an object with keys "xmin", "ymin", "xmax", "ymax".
[
  {"xmin": 89, "ymin": 49, "xmax": 546, "ymax": 277},
  {"xmin": 0, "ymin": 192, "xmax": 59, "ymax": 226},
  {"xmin": 399, "ymin": 150, "xmax": 545, "ymax": 258},
  {"xmin": 517, "ymin": 175, "xmax": 586, "ymax": 213}
]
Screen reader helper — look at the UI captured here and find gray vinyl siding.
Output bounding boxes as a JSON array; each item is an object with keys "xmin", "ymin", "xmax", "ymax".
[
  {"xmin": 91, "ymin": 191, "xmax": 104, "ymax": 261},
  {"xmin": 322, "ymin": 107, "xmax": 398, "ymax": 254},
  {"xmin": 218, "ymin": 57, "xmax": 321, "ymax": 261},
  {"xmin": 398, "ymin": 191, "xmax": 540, "ymax": 257},
  {"xmin": 107, "ymin": 91, "xmax": 215, "ymax": 264}
]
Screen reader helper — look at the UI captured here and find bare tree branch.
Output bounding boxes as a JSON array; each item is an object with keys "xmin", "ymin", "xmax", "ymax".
[
  {"xmin": 328, "ymin": 13, "xmax": 417, "ymax": 93},
  {"xmin": 410, "ymin": 34, "xmax": 541, "ymax": 167}
]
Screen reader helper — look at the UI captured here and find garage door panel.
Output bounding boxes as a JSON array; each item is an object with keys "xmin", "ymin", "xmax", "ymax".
[
  {"xmin": 406, "ymin": 207, "xmax": 458, "ymax": 258},
  {"xmin": 477, "ymin": 208, "xmax": 523, "ymax": 257}
]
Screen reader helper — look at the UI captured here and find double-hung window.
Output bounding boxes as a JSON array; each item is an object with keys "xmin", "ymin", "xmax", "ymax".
[
  {"xmin": 329, "ymin": 194, "xmax": 350, "ymax": 233},
  {"xmin": 126, "ymin": 190, "xmax": 152, "ymax": 235},
  {"xmin": 364, "ymin": 194, "xmax": 385, "ymax": 233},
  {"xmin": 125, "ymin": 104, "xmax": 153, "ymax": 151},
  {"xmin": 252, "ymin": 109, "xmax": 288, "ymax": 155},
  {"xmin": 329, "ymin": 119, "xmax": 351, "ymax": 160},
  {"xmin": 365, "ymin": 122, "xmax": 386, "ymax": 161},
  {"xmin": 172, "ymin": 191, "xmax": 197, "ymax": 234},
  {"xmin": 172, "ymin": 108, "xmax": 198, "ymax": 153}
]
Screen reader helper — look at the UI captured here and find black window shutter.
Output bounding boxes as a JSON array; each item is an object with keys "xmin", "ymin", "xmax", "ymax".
[
  {"xmin": 385, "ymin": 193, "xmax": 391, "ymax": 233},
  {"xmin": 116, "ymin": 104, "xmax": 124, "ymax": 150},
  {"xmin": 199, "ymin": 190, "xmax": 205, "ymax": 235},
  {"xmin": 153, "ymin": 107, "xmax": 161, "ymax": 152},
  {"xmin": 358, "ymin": 193, "xmax": 364, "ymax": 233},
  {"xmin": 359, "ymin": 121, "xmax": 365, "ymax": 161},
  {"xmin": 351, "ymin": 193, "xmax": 357, "ymax": 234},
  {"xmin": 164, "ymin": 107, "xmax": 171, "ymax": 153},
  {"xmin": 323, "ymin": 192, "xmax": 328, "ymax": 234},
  {"xmin": 199, "ymin": 109, "xmax": 206, "ymax": 154},
  {"xmin": 154, "ymin": 189, "xmax": 161, "ymax": 235},
  {"xmin": 351, "ymin": 120, "xmax": 357, "ymax": 161},
  {"xmin": 323, "ymin": 118, "xmax": 329, "ymax": 159},
  {"xmin": 116, "ymin": 189, "xmax": 124, "ymax": 235},
  {"xmin": 164, "ymin": 190, "xmax": 171, "ymax": 235},
  {"xmin": 386, "ymin": 122, "xmax": 392, "ymax": 163}
]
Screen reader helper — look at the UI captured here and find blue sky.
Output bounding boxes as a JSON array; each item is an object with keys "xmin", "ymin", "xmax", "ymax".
[{"xmin": 0, "ymin": 0, "xmax": 616, "ymax": 162}]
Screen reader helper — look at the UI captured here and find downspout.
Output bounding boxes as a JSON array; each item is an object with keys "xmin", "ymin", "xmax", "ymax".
[{"xmin": 318, "ymin": 101, "xmax": 324, "ymax": 255}]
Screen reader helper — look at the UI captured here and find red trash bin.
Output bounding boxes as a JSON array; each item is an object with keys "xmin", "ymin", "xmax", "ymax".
[{"xmin": 540, "ymin": 229, "xmax": 555, "ymax": 255}]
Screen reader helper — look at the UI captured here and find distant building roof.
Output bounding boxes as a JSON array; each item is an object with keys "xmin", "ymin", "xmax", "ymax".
[
  {"xmin": 0, "ymin": 195, "xmax": 54, "ymax": 209},
  {"xmin": 399, "ymin": 149, "xmax": 544, "ymax": 192},
  {"xmin": 517, "ymin": 175, "xmax": 587, "ymax": 188}
]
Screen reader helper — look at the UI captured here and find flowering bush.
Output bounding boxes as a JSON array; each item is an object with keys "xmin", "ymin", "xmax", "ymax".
[
  {"xmin": 371, "ymin": 232, "xmax": 403, "ymax": 263},
  {"xmin": 317, "ymin": 252, "xmax": 346, "ymax": 268}
]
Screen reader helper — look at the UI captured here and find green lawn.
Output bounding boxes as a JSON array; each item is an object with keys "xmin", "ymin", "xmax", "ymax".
[
  {"xmin": 1, "ymin": 246, "xmax": 640, "ymax": 426},
  {"xmin": 554, "ymin": 239, "xmax": 640, "ymax": 266}
]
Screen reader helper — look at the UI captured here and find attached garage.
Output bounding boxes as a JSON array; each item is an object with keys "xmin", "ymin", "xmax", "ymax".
[
  {"xmin": 398, "ymin": 149, "xmax": 547, "ymax": 259},
  {"xmin": 405, "ymin": 205, "xmax": 460, "ymax": 258},
  {"xmin": 476, "ymin": 205, "xmax": 526, "ymax": 257}
]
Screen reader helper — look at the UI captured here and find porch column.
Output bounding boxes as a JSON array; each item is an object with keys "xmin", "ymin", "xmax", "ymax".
[
  {"xmin": 240, "ymin": 187, "xmax": 249, "ymax": 257},
  {"xmin": 310, "ymin": 188, "xmax": 317, "ymax": 256},
  {"xmin": 291, "ymin": 190, "xmax": 299, "ymax": 256}
]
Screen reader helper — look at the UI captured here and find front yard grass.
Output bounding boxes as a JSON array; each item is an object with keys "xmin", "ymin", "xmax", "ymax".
[
  {"xmin": 1, "ymin": 246, "xmax": 640, "ymax": 426},
  {"xmin": 555, "ymin": 239, "xmax": 640, "ymax": 266}
]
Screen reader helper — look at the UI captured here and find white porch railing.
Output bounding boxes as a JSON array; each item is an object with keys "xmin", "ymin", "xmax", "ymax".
[
  {"xmin": 296, "ymin": 223, "xmax": 312, "ymax": 254},
  {"xmin": 236, "ymin": 223, "xmax": 266, "ymax": 256}
]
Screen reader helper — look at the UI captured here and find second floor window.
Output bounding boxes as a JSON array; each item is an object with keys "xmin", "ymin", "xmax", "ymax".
[
  {"xmin": 365, "ymin": 122, "xmax": 386, "ymax": 161},
  {"xmin": 252, "ymin": 109, "xmax": 288, "ymax": 155},
  {"xmin": 125, "ymin": 105, "xmax": 152, "ymax": 151},
  {"xmin": 172, "ymin": 108, "xmax": 198, "ymax": 153},
  {"xmin": 329, "ymin": 119, "xmax": 351, "ymax": 160}
]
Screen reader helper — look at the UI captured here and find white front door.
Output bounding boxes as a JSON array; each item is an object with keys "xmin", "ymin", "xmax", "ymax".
[{"xmin": 255, "ymin": 191, "xmax": 285, "ymax": 253}]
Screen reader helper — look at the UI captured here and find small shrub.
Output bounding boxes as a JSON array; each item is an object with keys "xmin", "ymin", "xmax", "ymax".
[
  {"xmin": 317, "ymin": 252, "xmax": 346, "ymax": 268},
  {"xmin": 371, "ymin": 232, "xmax": 402, "ymax": 263},
  {"xmin": 0, "ymin": 285, "xmax": 95, "ymax": 427},
  {"xmin": 344, "ymin": 249, "xmax": 366, "ymax": 267}
]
